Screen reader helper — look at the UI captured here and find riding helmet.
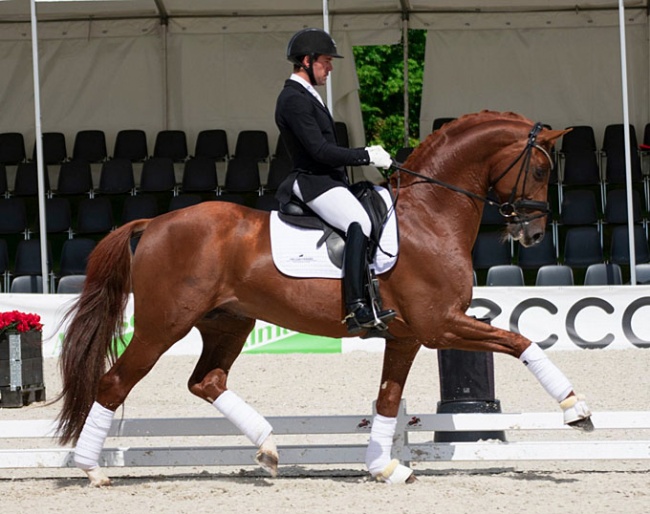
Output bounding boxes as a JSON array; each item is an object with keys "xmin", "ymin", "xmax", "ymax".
[{"xmin": 286, "ymin": 28, "xmax": 343, "ymax": 65}]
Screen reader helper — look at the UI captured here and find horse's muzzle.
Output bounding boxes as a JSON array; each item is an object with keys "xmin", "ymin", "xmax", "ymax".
[{"xmin": 508, "ymin": 220, "xmax": 546, "ymax": 247}]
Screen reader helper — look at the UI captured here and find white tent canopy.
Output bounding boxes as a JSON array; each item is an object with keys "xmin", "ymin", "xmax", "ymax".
[
  {"xmin": 0, "ymin": 1, "xmax": 647, "ymax": 152},
  {"xmin": 415, "ymin": 5, "xmax": 649, "ymax": 143}
]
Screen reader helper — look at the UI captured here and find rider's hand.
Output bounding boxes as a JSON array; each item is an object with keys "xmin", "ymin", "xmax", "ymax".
[{"xmin": 365, "ymin": 145, "xmax": 393, "ymax": 169}]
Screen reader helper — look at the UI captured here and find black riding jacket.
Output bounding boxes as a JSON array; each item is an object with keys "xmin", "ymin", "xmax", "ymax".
[{"xmin": 274, "ymin": 79, "xmax": 370, "ymax": 204}]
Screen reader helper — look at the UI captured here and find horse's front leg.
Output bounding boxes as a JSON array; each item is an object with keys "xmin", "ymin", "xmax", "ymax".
[
  {"xmin": 366, "ymin": 339, "xmax": 420, "ymax": 484},
  {"xmin": 438, "ymin": 314, "xmax": 593, "ymax": 431}
]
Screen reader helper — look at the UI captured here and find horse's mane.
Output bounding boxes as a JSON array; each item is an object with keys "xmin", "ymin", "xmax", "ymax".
[{"xmin": 404, "ymin": 110, "xmax": 531, "ymax": 170}]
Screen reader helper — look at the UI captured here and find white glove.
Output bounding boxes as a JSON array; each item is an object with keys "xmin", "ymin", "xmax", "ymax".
[{"xmin": 365, "ymin": 145, "xmax": 393, "ymax": 169}]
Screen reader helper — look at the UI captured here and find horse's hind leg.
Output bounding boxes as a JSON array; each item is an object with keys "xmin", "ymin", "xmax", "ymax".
[
  {"xmin": 187, "ymin": 312, "xmax": 279, "ymax": 476},
  {"xmin": 74, "ymin": 330, "xmax": 175, "ymax": 486}
]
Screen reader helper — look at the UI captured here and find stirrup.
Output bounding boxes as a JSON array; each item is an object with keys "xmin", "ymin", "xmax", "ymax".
[{"xmin": 343, "ymin": 302, "xmax": 396, "ymax": 334}]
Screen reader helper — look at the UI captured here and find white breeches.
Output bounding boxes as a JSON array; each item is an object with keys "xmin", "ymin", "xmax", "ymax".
[{"xmin": 293, "ymin": 181, "xmax": 372, "ymax": 237}]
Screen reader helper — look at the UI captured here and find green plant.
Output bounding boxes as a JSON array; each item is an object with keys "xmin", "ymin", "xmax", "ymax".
[{"xmin": 353, "ymin": 29, "xmax": 425, "ymax": 155}]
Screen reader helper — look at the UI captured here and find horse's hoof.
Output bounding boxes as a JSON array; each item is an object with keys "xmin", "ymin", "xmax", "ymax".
[
  {"xmin": 561, "ymin": 394, "xmax": 593, "ymax": 431},
  {"xmin": 374, "ymin": 459, "xmax": 415, "ymax": 485},
  {"xmin": 256, "ymin": 450, "xmax": 279, "ymax": 478},
  {"xmin": 568, "ymin": 416, "xmax": 595, "ymax": 432},
  {"xmin": 84, "ymin": 466, "xmax": 112, "ymax": 487}
]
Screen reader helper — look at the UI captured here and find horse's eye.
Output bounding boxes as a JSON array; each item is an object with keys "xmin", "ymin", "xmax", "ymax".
[{"xmin": 533, "ymin": 166, "xmax": 547, "ymax": 181}]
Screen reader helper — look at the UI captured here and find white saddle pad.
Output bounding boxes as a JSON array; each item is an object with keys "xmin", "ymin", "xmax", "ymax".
[{"xmin": 270, "ymin": 186, "xmax": 399, "ymax": 279}]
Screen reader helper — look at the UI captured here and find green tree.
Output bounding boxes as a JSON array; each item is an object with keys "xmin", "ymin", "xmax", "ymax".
[{"xmin": 353, "ymin": 29, "xmax": 425, "ymax": 155}]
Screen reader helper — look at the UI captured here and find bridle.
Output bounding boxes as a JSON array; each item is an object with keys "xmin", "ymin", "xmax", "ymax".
[{"xmin": 388, "ymin": 122, "xmax": 554, "ymax": 224}]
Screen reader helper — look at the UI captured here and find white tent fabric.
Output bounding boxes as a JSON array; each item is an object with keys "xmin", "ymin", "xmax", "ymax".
[
  {"xmin": 416, "ymin": 8, "xmax": 649, "ymax": 143},
  {"xmin": 0, "ymin": 2, "xmax": 646, "ymax": 153}
]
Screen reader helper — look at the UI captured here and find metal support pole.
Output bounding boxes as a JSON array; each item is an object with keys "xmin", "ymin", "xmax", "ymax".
[
  {"xmin": 29, "ymin": 0, "xmax": 49, "ymax": 294},
  {"xmin": 402, "ymin": 15, "xmax": 410, "ymax": 148},
  {"xmin": 618, "ymin": 1, "xmax": 637, "ymax": 284},
  {"xmin": 322, "ymin": 0, "xmax": 333, "ymax": 114}
]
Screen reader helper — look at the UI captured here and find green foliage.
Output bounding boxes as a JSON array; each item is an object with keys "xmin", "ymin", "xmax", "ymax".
[{"xmin": 353, "ymin": 30, "xmax": 425, "ymax": 155}]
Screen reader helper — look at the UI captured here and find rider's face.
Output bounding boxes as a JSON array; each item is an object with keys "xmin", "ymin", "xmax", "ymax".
[{"xmin": 310, "ymin": 55, "xmax": 333, "ymax": 86}]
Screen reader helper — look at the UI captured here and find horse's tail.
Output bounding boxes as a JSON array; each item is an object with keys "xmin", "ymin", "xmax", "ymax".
[{"xmin": 55, "ymin": 219, "xmax": 151, "ymax": 445}]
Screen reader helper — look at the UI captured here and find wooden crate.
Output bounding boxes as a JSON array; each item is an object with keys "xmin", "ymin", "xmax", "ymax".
[{"xmin": 0, "ymin": 330, "xmax": 45, "ymax": 408}]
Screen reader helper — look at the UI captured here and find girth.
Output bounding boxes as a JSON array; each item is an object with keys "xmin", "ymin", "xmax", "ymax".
[{"xmin": 277, "ymin": 181, "xmax": 389, "ymax": 269}]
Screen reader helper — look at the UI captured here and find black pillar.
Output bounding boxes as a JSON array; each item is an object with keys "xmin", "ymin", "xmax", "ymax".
[{"xmin": 434, "ymin": 317, "xmax": 506, "ymax": 442}]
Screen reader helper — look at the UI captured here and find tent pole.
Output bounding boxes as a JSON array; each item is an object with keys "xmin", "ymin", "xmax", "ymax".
[
  {"xmin": 30, "ymin": 0, "xmax": 49, "ymax": 294},
  {"xmin": 162, "ymin": 19, "xmax": 169, "ymax": 130},
  {"xmin": 322, "ymin": 0, "xmax": 333, "ymax": 114},
  {"xmin": 402, "ymin": 15, "xmax": 410, "ymax": 148},
  {"xmin": 618, "ymin": 1, "xmax": 637, "ymax": 285}
]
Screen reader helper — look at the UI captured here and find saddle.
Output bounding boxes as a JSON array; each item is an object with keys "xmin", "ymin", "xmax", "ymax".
[{"xmin": 277, "ymin": 181, "xmax": 389, "ymax": 269}]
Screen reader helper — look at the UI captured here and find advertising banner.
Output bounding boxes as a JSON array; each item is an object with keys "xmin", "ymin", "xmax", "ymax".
[{"xmin": 1, "ymin": 286, "xmax": 648, "ymax": 358}]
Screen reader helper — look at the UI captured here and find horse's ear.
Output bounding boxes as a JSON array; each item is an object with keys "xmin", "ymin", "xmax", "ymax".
[{"xmin": 539, "ymin": 128, "xmax": 571, "ymax": 146}]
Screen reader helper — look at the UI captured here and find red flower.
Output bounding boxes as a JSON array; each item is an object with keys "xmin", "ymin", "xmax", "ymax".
[{"xmin": 0, "ymin": 310, "xmax": 43, "ymax": 334}]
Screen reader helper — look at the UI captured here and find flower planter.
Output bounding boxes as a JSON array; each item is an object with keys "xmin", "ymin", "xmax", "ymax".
[{"xmin": 0, "ymin": 330, "xmax": 46, "ymax": 408}]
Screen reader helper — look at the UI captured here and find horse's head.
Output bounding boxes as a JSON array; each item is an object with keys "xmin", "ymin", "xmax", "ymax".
[{"xmin": 489, "ymin": 123, "xmax": 568, "ymax": 247}]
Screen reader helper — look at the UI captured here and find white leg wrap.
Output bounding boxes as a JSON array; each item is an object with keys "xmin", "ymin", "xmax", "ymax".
[
  {"xmin": 213, "ymin": 390, "xmax": 273, "ymax": 447},
  {"xmin": 74, "ymin": 402, "xmax": 115, "ymax": 471},
  {"xmin": 365, "ymin": 414, "xmax": 397, "ymax": 477},
  {"xmin": 519, "ymin": 343, "xmax": 573, "ymax": 402}
]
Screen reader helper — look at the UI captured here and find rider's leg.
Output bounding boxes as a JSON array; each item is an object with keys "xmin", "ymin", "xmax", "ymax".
[
  {"xmin": 293, "ymin": 184, "xmax": 396, "ymax": 333},
  {"xmin": 343, "ymin": 222, "xmax": 396, "ymax": 332},
  {"xmin": 293, "ymin": 182, "xmax": 372, "ymax": 236}
]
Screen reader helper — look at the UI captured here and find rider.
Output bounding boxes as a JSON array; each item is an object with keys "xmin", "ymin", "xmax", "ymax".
[{"xmin": 275, "ymin": 27, "xmax": 396, "ymax": 334}]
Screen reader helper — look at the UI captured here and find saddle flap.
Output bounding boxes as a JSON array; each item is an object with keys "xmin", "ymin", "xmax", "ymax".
[
  {"xmin": 269, "ymin": 186, "xmax": 399, "ymax": 279},
  {"xmin": 278, "ymin": 181, "xmax": 391, "ymax": 260}
]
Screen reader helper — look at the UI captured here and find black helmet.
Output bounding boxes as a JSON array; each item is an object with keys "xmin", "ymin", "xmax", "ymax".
[{"xmin": 286, "ymin": 28, "xmax": 343, "ymax": 66}]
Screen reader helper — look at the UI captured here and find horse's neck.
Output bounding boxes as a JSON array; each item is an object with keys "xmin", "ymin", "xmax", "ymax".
[
  {"xmin": 393, "ymin": 138, "xmax": 495, "ymax": 249},
  {"xmin": 394, "ymin": 181, "xmax": 484, "ymax": 255}
]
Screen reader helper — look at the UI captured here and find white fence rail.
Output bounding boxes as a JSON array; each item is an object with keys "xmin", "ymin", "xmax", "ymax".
[{"xmin": 2, "ymin": 406, "xmax": 649, "ymax": 470}]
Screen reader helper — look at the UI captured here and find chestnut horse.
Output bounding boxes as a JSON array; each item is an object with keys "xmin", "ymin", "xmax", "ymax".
[{"xmin": 56, "ymin": 111, "xmax": 592, "ymax": 486}]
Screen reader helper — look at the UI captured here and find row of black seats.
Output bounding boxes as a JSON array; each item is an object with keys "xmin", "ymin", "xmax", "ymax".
[
  {"xmin": 0, "ymin": 237, "xmax": 93, "ymax": 294},
  {"xmin": 478, "ymin": 262, "xmax": 650, "ymax": 287},
  {"xmin": 0, "ymin": 154, "xmax": 293, "ymax": 198},
  {"xmin": 0, "ymin": 193, "xmax": 281, "ymax": 239},
  {"xmin": 0, "ymin": 123, "xmax": 350, "ymax": 165},
  {"xmin": 9, "ymin": 262, "xmax": 639, "ymax": 295},
  {"xmin": 8, "ymin": 274, "xmax": 84, "ymax": 294},
  {"xmin": 473, "ymin": 225, "xmax": 650, "ymax": 274},
  {"xmin": 6, "ymin": 255, "xmax": 642, "ymax": 296},
  {"xmin": 0, "ymin": 128, "xmax": 263, "ymax": 165}
]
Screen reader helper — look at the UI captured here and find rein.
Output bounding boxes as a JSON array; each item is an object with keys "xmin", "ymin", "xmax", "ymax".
[{"xmin": 387, "ymin": 122, "xmax": 553, "ymax": 224}]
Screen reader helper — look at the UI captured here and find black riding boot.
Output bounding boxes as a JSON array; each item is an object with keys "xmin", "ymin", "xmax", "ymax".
[{"xmin": 343, "ymin": 222, "xmax": 396, "ymax": 334}]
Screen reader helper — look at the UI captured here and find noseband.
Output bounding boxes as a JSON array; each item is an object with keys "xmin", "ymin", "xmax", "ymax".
[
  {"xmin": 490, "ymin": 122, "xmax": 553, "ymax": 223},
  {"xmin": 389, "ymin": 122, "xmax": 553, "ymax": 224}
]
